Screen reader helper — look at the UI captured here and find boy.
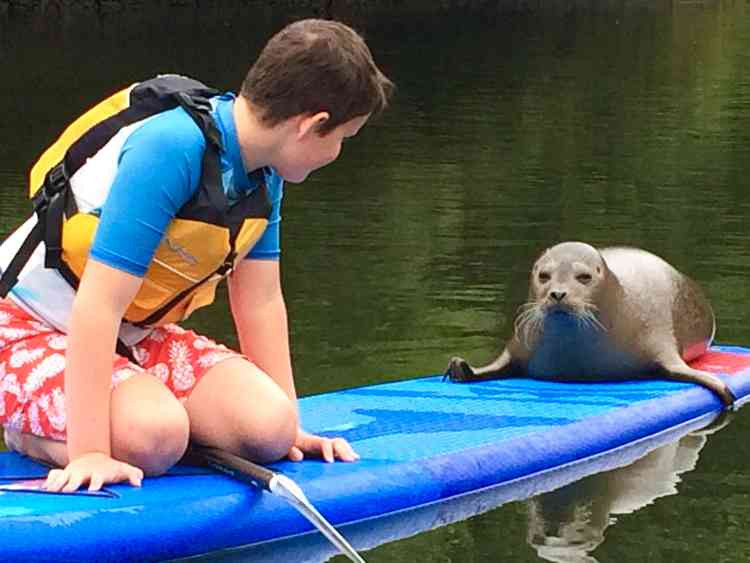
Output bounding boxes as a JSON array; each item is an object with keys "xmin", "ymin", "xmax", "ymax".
[{"xmin": 0, "ymin": 19, "xmax": 394, "ymax": 492}]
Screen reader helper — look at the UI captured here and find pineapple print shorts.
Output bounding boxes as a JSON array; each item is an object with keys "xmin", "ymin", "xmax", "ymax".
[{"xmin": 0, "ymin": 299, "xmax": 242, "ymax": 440}]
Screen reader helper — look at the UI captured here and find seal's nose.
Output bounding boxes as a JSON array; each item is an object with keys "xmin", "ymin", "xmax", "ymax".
[{"xmin": 550, "ymin": 291, "xmax": 567, "ymax": 302}]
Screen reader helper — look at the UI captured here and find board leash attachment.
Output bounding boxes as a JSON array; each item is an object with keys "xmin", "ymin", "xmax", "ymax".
[{"xmin": 186, "ymin": 445, "xmax": 366, "ymax": 563}]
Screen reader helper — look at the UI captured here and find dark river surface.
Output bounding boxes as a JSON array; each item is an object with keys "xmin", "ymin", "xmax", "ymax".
[{"xmin": 1, "ymin": 1, "xmax": 750, "ymax": 561}]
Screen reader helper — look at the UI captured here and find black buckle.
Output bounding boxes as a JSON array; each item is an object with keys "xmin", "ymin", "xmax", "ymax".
[
  {"xmin": 217, "ymin": 261, "xmax": 234, "ymax": 276},
  {"xmin": 32, "ymin": 162, "xmax": 69, "ymax": 211},
  {"xmin": 47, "ymin": 161, "xmax": 69, "ymax": 192}
]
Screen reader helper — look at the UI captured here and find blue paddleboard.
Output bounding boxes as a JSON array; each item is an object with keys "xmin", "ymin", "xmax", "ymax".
[{"xmin": 2, "ymin": 345, "xmax": 750, "ymax": 561}]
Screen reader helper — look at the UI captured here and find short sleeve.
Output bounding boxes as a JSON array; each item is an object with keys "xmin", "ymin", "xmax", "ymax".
[
  {"xmin": 246, "ymin": 171, "xmax": 284, "ymax": 260},
  {"xmin": 89, "ymin": 108, "xmax": 205, "ymax": 276}
]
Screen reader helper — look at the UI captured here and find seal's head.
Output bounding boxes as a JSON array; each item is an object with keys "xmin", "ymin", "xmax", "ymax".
[
  {"xmin": 514, "ymin": 242, "xmax": 610, "ymax": 347},
  {"xmin": 531, "ymin": 242, "xmax": 609, "ymax": 313}
]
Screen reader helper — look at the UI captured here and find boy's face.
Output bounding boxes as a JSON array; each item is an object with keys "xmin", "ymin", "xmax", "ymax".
[{"xmin": 276, "ymin": 114, "xmax": 369, "ymax": 183}]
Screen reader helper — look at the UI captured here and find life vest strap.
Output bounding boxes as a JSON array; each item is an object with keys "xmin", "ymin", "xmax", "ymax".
[
  {"xmin": 63, "ymin": 77, "xmax": 219, "ymax": 187},
  {"xmin": 175, "ymin": 92, "xmax": 223, "ymax": 149},
  {"xmin": 0, "ymin": 220, "xmax": 44, "ymax": 299},
  {"xmin": 0, "ymin": 161, "xmax": 79, "ymax": 298},
  {"xmin": 116, "ymin": 338, "xmax": 138, "ymax": 364},
  {"xmin": 174, "ymin": 93, "xmax": 229, "ymax": 224}
]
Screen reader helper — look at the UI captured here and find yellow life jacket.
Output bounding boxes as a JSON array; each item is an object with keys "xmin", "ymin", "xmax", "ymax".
[{"xmin": 0, "ymin": 75, "xmax": 272, "ymax": 328}]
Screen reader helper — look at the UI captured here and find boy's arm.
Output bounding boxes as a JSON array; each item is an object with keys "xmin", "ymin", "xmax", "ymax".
[
  {"xmin": 45, "ymin": 107, "xmax": 203, "ymax": 493},
  {"xmin": 227, "ymin": 259, "xmax": 296, "ymax": 404},
  {"xmin": 45, "ymin": 260, "xmax": 144, "ymax": 492},
  {"xmin": 227, "ymin": 259, "xmax": 358, "ymax": 462}
]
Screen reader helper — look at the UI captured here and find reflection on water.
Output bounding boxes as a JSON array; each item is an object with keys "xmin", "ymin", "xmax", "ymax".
[
  {"xmin": 2, "ymin": 1, "xmax": 750, "ymax": 561},
  {"xmin": 527, "ymin": 415, "xmax": 732, "ymax": 563}
]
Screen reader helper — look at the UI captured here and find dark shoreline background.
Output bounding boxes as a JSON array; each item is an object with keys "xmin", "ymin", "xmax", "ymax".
[{"xmin": 0, "ymin": 0, "xmax": 648, "ymax": 20}]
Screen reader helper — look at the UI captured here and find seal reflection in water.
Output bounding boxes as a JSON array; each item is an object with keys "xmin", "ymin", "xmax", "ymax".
[
  {"xmin": 445, "ymin": 242, "xmax": 735, "ymax": 406},
  {"xmin": 526, "ymin": 417, "xmax": 729, "ymax": 563}
]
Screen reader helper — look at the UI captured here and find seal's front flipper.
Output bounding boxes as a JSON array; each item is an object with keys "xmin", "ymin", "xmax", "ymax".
[
  {"xmin": 445, "ymin": 349, "xmax": 515, "ymax": 383},
  {"xmin": 658, "ymin": 360, "xmax": 736, "ymax": 408},
  {"xmin": 444, "ymin": 357, "xmax": 475, "ymax": 382}
]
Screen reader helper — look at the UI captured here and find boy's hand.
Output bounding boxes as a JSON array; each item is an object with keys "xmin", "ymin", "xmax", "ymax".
[
  {"xmin": 43, "ymin": 452, "xmax": 144, "ymax": 492},
  {"xmin": 287, "ymin": 429, "xmax": 359, "ymax": 463}
]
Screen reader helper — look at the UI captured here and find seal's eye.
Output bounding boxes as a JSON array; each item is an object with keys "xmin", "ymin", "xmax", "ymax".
[
  {"xmin": 576, "ymin": 273, "xmax": 593, "ymax": 285},
  {"xmin": 538, "ymin": 272, "xmax": 551, "ymax": 283}
]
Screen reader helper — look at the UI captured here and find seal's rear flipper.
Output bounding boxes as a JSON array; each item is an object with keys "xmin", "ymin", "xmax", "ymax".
[{"xmin": 658, "ymin": 358, "xmax": 736, "ymax": 408}]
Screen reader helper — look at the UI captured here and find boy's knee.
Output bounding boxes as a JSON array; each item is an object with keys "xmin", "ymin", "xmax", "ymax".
[
  {"xmin": 240, "ymin": 397, "xmax": 298, "ymax": 464},
  {"xmin": 113, "ymin": 404, "xmax": 190, "ymax": 476}
]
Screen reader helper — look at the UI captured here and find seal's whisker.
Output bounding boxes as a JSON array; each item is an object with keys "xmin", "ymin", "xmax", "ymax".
[
  {"xmin": 580, "ymin": 307, "xmax": 606, "ymax": 332},
  {"xmin": 583, "ymin": 301, "xmax": 607, "ymax": 332},
  {"xmin": 514, "ymin": 311, "xmax": 534, "ymax": 347},
  {"xmin": 592, "ymin": 316, "xmax": 607, "ymax": 332},
  {"xmin": 513, "ymin": 305, "xmax": 537, "ymax": 334},
  {"xmin": 576, "ymin": 309, "xmax": 590, "ymax": 330},
  {"xmin": 518, "ymin": 306, "xmax": 544, "ymax": 348},
  {"xmin": 514, "ymin": 302, "xmax": 539, "ymax": 336},
  {"xmin": 517, "ymin": 307, "xmax": 537, "ymax": 324},
  {"xmin": 584, "ymin": 301, "xmax": 600, "ymax": 314},
  {"xmin": 576, "ymin": 310, "xmax": 595, "ymax": 333},
  {"xmin": 516, "ymin": 301, "xmax": 538, "ymax": 314}
]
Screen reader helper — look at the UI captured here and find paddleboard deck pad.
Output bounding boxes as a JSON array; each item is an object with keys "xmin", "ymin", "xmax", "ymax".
[{"xmin": 2, "ymin": 345, "xmax": 750, "ymax": 561}]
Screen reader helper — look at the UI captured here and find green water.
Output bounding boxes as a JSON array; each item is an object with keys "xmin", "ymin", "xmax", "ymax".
[{"xmin": 1, "ymin": 2, "xmax": 750, "ymax": 561}]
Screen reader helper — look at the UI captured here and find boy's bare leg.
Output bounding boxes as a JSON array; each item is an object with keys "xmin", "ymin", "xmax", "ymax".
[
  {"xmin": 6, "ymin": 359, "xmax": 298, "ymax": 472},
  {"xmin": 4, "ymin": 372, "xmax": 190, "ymax": 476},
  {"xmin": 4, "ymin": 427, "xmax": 68, "ymax": 467},
  {"xmin": 184, "ymin": 357, "xmax": 298, "ymax": 463}
]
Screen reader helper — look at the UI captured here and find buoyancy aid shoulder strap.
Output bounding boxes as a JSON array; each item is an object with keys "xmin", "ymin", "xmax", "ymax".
[
  {"xmin": 174, "ymin": 94, "xmax": 273, "ymax": 229},
  {"xmin": 0, "ymin": 221, "xmax": 44, "ymax": 299},
  {"xmin": 66, "ymin": 75, "xmax": 219, "ymax": 187},
  {"xmin": 173, "ymin": 92, "xmax": 229, "ymax": 226}
]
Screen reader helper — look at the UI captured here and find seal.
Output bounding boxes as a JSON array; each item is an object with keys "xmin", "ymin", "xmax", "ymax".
[{"xmin": 445, "ymin": 242, "xmax": 735, "ymax": 406}]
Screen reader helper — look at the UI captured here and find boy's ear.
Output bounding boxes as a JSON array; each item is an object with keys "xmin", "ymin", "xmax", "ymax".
[{"xmin": 297, "ymin": 112, "xmax": 330, "ymax": 139}]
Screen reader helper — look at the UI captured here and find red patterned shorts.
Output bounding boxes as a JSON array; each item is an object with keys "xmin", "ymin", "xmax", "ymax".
[{"xmin": 0, "ymin": 299, "xmax": 242, "ymax": 440}]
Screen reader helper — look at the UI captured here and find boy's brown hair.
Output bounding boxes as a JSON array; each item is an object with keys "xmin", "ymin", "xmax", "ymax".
[{"xmin": 241, "ymin": 19, "xmax": 394, "ymax": 135}]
